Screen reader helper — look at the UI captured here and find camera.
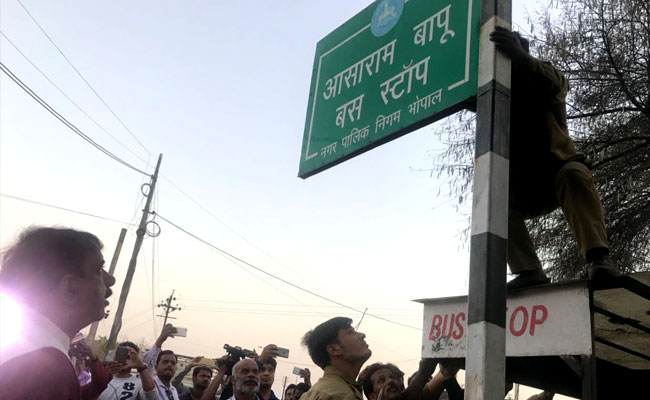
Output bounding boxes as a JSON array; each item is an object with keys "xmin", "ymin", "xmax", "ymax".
[
  {"xmin": 221, "ymin": 344, "xmax": 255, "ymax": 375},
  {"xmin": 223, "ymin": 344, "xmax": 255, "ymax": 365}
]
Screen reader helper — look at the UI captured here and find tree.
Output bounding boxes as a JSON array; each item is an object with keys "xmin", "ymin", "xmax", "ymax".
[
  {"xmin": 432, "ymin": 0, "xmax": 649, "ymax": 280},
  {"xmin": 89, "ymin": 335, "xmax": 109, "ymax": 361}
]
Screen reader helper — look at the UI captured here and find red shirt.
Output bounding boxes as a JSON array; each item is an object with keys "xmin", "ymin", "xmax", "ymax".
[{"xmin": 0, "ymin": 347, "xmax": 81, "ymax": 400}]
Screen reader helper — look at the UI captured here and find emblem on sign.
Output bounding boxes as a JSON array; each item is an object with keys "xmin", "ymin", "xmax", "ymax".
[{"xmin": 371, "ymin": 0, "xmax": 403, "ymax": 37}]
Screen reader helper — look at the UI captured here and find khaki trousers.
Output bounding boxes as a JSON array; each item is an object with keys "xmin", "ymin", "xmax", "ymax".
[{"xmin": 508, "ymin": 161, "xmax": 609, "ymax": 273}]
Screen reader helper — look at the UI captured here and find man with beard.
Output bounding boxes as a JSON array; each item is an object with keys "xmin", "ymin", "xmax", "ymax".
[
  {"xmin": 97, "ymin": 342, "xmax": 157, "ymax": 400},
  {"xmin": 198, "ymin": 356, "xmax": 229, "ymax": 400},
  {"xmin": 226, "ymin": 359, "xmax": 262, "ymax": 400},
  {"xmin": 155, "ymin": 350, "xmax": 180, "ymax": 400},
  {"xmin": 359, "ymin": 360, "xmax": 438, "ymax": 400},
  {"xmin": 178, "ymin": 366, "xmax": 213, "ymax": 400},
  {"xmin": 172, "ymin": 355, "xmax": 208, "ymax": 394},
  {"xmin": 0, "ymin": 227, "xmax": 115, "ymax": 400},
  {"xmin": 300, "ymin": 317, "xmax": 371, "ymax": 400}
]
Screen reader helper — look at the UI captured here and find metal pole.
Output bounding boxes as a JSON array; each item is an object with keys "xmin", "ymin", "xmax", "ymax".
[
  {"xmin": 582, "ymin": 283, "xmax": 597, "ymax": 400},
  {"xmin": 160, "ymin": 290, "xmax": 175, "ymax": 327},
  {"xmin": 156, "ymin": 290, "xmax": 180, "ymax": 326},
  {"xmin": 106, "ymin": 154, "xmax": 163, "ymax": 350},
  {"xmin": 87, "ymin": 228, "xmax": 127, "ymax": 344},
  {"xmin": 281, "ymin": 376, "xmax": 287, "ymax": 400},
  {"xmin": 465, "ymin": 1, "xmax": 511, "ymax": 399}
]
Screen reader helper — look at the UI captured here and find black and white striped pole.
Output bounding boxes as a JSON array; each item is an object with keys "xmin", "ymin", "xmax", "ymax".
[{"xmin": 465, "ymin": 1, "xmax": 511, "ymax": 399}]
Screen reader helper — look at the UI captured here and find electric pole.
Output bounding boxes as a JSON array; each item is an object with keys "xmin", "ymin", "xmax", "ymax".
[
  {"xmin": 157, "ymin": 290, "xmax": 181, "ymax": 327},
  {"xmin": 106, "ymin": 154, "xmax": 163, "ymax": 350}
]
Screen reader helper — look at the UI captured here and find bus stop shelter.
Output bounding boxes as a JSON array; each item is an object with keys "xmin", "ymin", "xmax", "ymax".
[{"xmin": 417, "ymin": 272, "xmax": 650, "ymax": 398}]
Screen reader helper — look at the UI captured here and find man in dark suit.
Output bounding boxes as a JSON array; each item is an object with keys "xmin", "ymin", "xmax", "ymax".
[{"xmin": 0, "ymin": 227, "xmax": 115, "ymax": 399}]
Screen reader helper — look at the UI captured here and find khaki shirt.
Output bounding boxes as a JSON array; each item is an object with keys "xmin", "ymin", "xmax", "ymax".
[
  {"xmin": 510, "ymin": 57, "xmax": 585, "ymax": 216},
  {"xmin": 300, "ymin": 366, "xmax": 363, "ymax": 400},
  {"xmin": 511, "ymin": 58, "xmax": 582, "ymax": 170}
]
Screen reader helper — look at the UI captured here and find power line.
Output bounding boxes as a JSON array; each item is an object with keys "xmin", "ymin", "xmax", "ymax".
[
  {"xmin": 0, "ymin": 30, "xmax": 150, "ymax": 168},
  {"xmin": 160, "ymin": 174, "xmax": 339, "ymax": 297},
  {"xmin": 181, "ymin": 308, "xmax": 418, "ymax": 320},
  {"xmin": 0, "ymin": 192, "xmax": 135, "ymax": 226},
  {"xmin": 154, "ymin": 212, "xmax": 421, "ymax": 331},
  {"xmin": 180, "ymin": 307, "xmax": 420, "ymax": 320},
  {"xmin": 17, "ymin": 0, "xmax": 152, "ymax": 157},
  {"xmin": 0, "ymin": 61, "xmax": 150, "ymax": 176},
  {"xmin": 180, "ymin": 299, "xmax": 422, "ymax": 312}
]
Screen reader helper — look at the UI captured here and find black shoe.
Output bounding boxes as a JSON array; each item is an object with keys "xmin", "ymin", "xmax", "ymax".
[
  {"xmin": 587, "ymin": 255, "xmax": 620, "ymax": 280},
  {"xmin": 507, "ymin": 271, "xmax": 550, "ymax": 291}
]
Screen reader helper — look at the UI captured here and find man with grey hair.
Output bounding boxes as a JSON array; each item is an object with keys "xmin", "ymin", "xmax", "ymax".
[
  {"xmin": 229, "ymin": 359, "xmax": 262, "ymax": 400},
  {"xmin": 201, "ymin": 358, "xmax": 260, "ymax": 400}
]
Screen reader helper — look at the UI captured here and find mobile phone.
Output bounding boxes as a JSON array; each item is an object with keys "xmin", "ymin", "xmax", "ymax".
[
  {"xmin": 276, "ymin": 347, "xmax": 290, "ymax": 358},
  {"xmin": 69, "ymin": 333, "xmax": 86, "ymax": 356},
  {"xmin": 174, "ymin": 327, "xmax": 188, "ymax": 337},
  {"xmin": 292, "ymin": 366, "xmax": 303, "ymax": 375},
  {"xmin": 115, "ymin": 346, "xmax": 129, "ymax": 364}
]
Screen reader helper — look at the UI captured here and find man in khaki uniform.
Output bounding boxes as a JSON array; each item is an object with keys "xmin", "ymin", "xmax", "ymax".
[
  {"xmin": 300, "ymin": 317, "xmax": 371, "ymax": 400},
  {"xmin": 489, "ymin": 27, "xmax": 619, "ymax": 289}
]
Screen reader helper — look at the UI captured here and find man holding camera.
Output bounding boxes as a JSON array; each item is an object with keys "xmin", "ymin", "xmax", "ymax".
[{"xmin": 98, "ymin": 341, "xmax": 157, "ymax": 400}]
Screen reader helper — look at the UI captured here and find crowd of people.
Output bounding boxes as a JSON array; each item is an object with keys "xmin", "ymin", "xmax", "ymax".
[{"xmin": 0, "ymin": 225, "xmax": 558, "ymax": 400}]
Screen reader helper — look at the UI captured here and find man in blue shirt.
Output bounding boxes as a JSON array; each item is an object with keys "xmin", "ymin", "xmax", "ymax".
[{"xmin": 256, "ymin": 344, "xmax": 280, "ymax": 400}]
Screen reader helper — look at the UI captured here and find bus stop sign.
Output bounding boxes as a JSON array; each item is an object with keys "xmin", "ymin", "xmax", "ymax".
[{"xmin": 298, "ymin": 0, "xmax": 480, "ymax": 178}]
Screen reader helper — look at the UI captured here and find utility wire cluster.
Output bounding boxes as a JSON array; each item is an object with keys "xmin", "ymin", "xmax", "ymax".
[
  {"xmin": 154, "ymin": 212, "xmax": 422, "ymax": 331},
  {"xmin": 16, "ymin": 0, "xmax": 152, "ymax": 157},
  {"xmin": 0, "ymin": 62, "xmax": 149, "ymax": 176}
]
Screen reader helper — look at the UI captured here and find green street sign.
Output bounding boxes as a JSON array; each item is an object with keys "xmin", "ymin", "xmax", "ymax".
[{"xmin": 298, "ymin": 0, "xmax": 480, "ymax": 178}]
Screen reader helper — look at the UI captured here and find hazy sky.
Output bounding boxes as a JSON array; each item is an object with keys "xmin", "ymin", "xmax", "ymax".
[{"xmin": 1, "ymin": 1, "xmax": 560, "ymax": 398}]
